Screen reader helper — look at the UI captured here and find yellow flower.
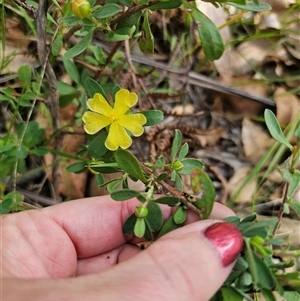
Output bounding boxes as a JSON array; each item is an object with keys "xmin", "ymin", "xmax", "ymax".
[{"xmin": 82, "ymin": 89, "xmax": 147, "ymax": 151}]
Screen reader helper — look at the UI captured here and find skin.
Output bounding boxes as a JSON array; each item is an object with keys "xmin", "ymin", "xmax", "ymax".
[{"xmin": 1, "ymin": 196, "xmax": 237, "ymax": 301}]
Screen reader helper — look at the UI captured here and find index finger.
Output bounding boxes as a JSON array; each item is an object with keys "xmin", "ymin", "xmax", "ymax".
[{"xmin": 43, "ymin": 196, "xmax": 234, "ymax": 258}]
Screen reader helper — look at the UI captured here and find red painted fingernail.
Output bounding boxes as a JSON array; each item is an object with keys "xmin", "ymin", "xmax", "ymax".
[{"xmin": 203, "ymin": 222, "xmax": 244, "ymax": 267}]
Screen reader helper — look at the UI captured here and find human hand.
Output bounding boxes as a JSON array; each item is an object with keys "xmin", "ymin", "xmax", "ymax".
[{"xmin": 1, "ymin": 196, "xmax": 243, "ymax": 301}]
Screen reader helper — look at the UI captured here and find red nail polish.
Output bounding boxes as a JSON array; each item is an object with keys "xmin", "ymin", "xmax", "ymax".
[{"xmin": 204, "ymin": 222, "xmax": 244, "ymax": 267}]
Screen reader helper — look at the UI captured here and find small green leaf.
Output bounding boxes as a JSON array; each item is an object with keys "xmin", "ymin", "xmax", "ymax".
[
  {"xmin": 110, "ymin": 189, "xmax": 142, "ymax": 201},
  {"xmin": 93, "ymin": 4, "xmax": 122, "ymax": 19},
  {"xmin": 30, "ymin": 146, "xmax": 49, "ymax": 156},
  {"xmin": 178, "ymin": 143, "xmax": 189, "ymax": 161},
  {"xmin": 122, "ymin": 213, "xmax": 137, "ymax": 235},
  {"xmin": 52, "ymin": 35, "xmax": 63, "ymax": 56},
  {"xmin": 84, "ymin": 77, "xmax": 108, "ymax": 99},
  {"xmin": 173, "ymin": 206, "xmax": 187, "ymax": 224},
  {"xmin": 282, "ymin": 291, "xmax": 300, "ymax": 301},
  {"xmin": 150, "ymin": 0, "xmax": 181, "ymax": 10},
  {"xmin": 171, "ymin": 129, "xmax": 182, "ymax": 162},
  {"xmin": 221, "ymin": 286, "xmax": 244, "ymax": 301},
  {"xmin": 66, "ymin": 161, "xmax": 87, "ymax": 173},
  {"xmin": 144, "ymin": 202, "xmax": 163, "ymax": 232},
  {"xmin": 183, "ymin": 0, "xmax": 224, "ymax": 60},
  {"xmin": 106, "ymin": 178, "xmax": 123, "ymax": 192},
  {"xmin": 115, "ymin": 149, "xmax": 148, "ymax": 183},
  {"xmin": 155, "ymin": 155, "xmax": 165, "ymax": 168},
  {"xmin": 64, "ymin": 27, "xmax": 94, "ymax": 59},
  {"xmin": 116, "ymin": 11, "xmax": 142, "ymax": 29},
  {"xmin": 289, "ymin": 201, "xmax": 300, "ymax": 216},
  {"xmin": 191, "ymin": 168, "xmax": 216, "ymax": 219},
  {"xmin": 295, "ymin": 118, "xmax": 300, "ymax": 139},
  {"xmin": 139, "ymin": 10, "xmax": 154, "ymax": 54},
  {"xmin": 0, "ymin": 198, "xmax": 13, "ymax": 214},
  {"xmin": 142, "ymin": 110, "xmax": 164, "ymax": 126},
  {"xmin": 157, "ymin": 213, "xmax": 183, "ymax": 239},
  {"xmin": 179, "ymin": 158, "xmax": 204, "ymax": 175},
  {"xmin": 264, "ymin": 109, "xmax": 293, "ymax": 150},
  {"xmin": 155, "ymin": 172, "xmax": 168, "ymax": 182},
  {"xmin": 87, "ymin": 132, "xmax": 108, "ymax": 158},
  {"xmin": 288, "ymin": 170, "xmax": 300, "ymax": 197},
  {"xmin": 63, "ymin": 58, "xmax": 81, "ymax": 85},
  {"xmin": 154, "ymin": 196, "xmax": 180, "ymax": 206},
  {"xmin": 20, "ymin": 121, "xmax": 45, "ymax": 149},
  {"xmin": 18, "ymin": 65, "xmax": 31, "ymax": 90},
  {"xmin": 134, "ymin": 217, "xmax": 146, "ymax": 238},
  {"xmin": 105, "ymin": 27, "xmax": 135, "ymax": 41},
  {"xmin": 228, "ymin": 1, "xmax": 272, "ymax": 12}
]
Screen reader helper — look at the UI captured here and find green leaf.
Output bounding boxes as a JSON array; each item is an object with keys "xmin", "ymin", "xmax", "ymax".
[
  {"xmin": 93, "ymin": 4, "xmax": 122, "ymax": 19},
  {"xmin": 221, "ymin": 286, "xmax": 243, "ymax": 301},
  {"xmin": 134, "ymin": 217, "xmax": 146, "ymax": 238},
  {"xmin": 150, "ymin": 0, "xmax": 181, "ymax": 10},
  {"xmin": 228, "ymin": 1, "xmax": 272, "ymax": 12},
  {"xmin": 25, "ymin": 122, "xmax": 45, "ymax": 148},
  {"xmin": 30, "ymin": 146, "xmax": 49, "ymax": 156},
  {"xmin": 155, "ymin": 155, "xmax": 165, "ymax": 168},
  {"xmin": 52, "ymin": 35, "xmax": 63, "ymax": 56},
  {"xmin": 289, "ymin": 201, "xmax": 300, "ymax": 216},
  {"xmin": 106, "ymin": 178, "xmax": 123, "ymax": 192},
  {"xmin": 116, "ymin": 11, "xmax": 142, "ymax": 29},
  {"xmin": 261, "ymin": 289, "xmax": 276, "ymax": 301},
  {"xmin": 171, "ymin": 129, "xmax": 182, "ymax": 162},
  {"xmin": 105, "ymin": 27, "xmax": 135, "ymax": 41},
  {"xmin": 178, "ymin": 143, "xmax": 189, "ymax": 161},
  {"xmin": 142, "ymin": 110, "xmax": 164, "ymax": 126},
  {"xmin": 157, "ymin": 213, "xmax": 183, "ymax": 239},
  {"xmin": 183, "ymin": 0, "xmax": 224, "ymax": 61},
  {"xmin": 122, "ymin": 213, "xmax": 137, "ymax": 235},
  {"xmin": 173, "ymin": 206, "xmax": 187, "ymax": 224},
  {"xmin": 288, "ymin": 170, "xmax": 300, "ymax": 196},
  {"xmin": 57, "ymin": 81, "xmax": 78, "ymax": 95},
  {"xmin": 84, "ymin": 77, "xmax": 108, "ymax": 99},
  {"xmin": 191, "ymin": 168, "xmax": 216, "ymax": 219},
  {"xmin": 264, "ymin": 109, "xmax": 293, "ymax": 150},
  {"xmin": 110, "ymin": 189, "xmax": 142, "ymax": 201},
  {"xmin": 144, "ymin": 201, "xmax": 163, "ymax": 232},
  {"xmin": 63, "ymin": 58, "xmax": 81, "ymax": 85},
  {"xmin": 139, "ymin": 10, "xmax": 154, "ymax": 54},
  {"xmin": 154, "ymin": 196, "xmax": 180, "ymax": 206},
  {"xmin": 66, "ymin": 161, "xmax": 87, "ymax": 173},
  {"xmin": 64, "ymin": 27, "xmax": 94, "ymax": 59},
  {"xmin": 114, "ymin": 149, "xmax": 148, "ymax": 183},
  {"xmin": 179, "ymin": 158, "xmax": 204, "ymax": 175},
  {"xmin": 18, "ymin": 65, "xmax": 31, "ymax": 90},
  {"xmin": 0, "ymin": 197, "xmax": 13, "ymax": 214},
  {"xmin": 87, "ymin": 132, "xmax": 108, "ymax": 158},
  {"xmin": 282, "ymin": 291, "xmax": 300, "ymax": 301}
]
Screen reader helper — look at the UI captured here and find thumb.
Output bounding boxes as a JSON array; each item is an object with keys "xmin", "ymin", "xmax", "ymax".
[{"xmin": 93, "ymin": 220, "xmax": 244, "ymax": 301}]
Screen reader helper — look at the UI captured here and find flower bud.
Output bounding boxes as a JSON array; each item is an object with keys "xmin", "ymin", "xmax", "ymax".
[
  {"xmin": 70, "ymin": 0, "xmax": 91, "ymax": 18},
  {"xmin": 135, "ymin": 206, "xmax": 148, "ymax": 218},
  {"xmin": 172, "ymin": 160, "xmax": 184, "ymax": 171}
]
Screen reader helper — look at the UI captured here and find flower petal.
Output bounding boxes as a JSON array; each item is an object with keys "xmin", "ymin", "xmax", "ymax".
[
  {"xmin": 82, "ymin": 111, "xmax": 111, "ymax": 135},
  {"xmin": 114, "ymin": 89, "xmax": 138, "ymax": 115},
  {"xmin": 87, "ymin": 93, "xmax": 112, "ymax": 116},
  {"xmin": 105, "ymin": 121, "xmax": 132, "ymax": 150},
  {"xmin": 118, "ymin": 114, "xmax": 147, "ymax": 136}
]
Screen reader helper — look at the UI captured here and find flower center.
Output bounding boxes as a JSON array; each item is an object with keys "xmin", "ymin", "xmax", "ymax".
[{"xmin": 110, "ymin": 110, "xmax": 118, "ymax": 121}]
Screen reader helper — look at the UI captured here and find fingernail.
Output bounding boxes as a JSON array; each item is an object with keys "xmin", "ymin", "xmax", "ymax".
[{"xmin": 203, "ymin": 222, "xmax": 243, "ymax": 267}]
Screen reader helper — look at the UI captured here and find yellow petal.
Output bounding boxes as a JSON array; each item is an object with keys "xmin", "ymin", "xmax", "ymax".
[
  {"xmin": 82, "ymin": 111, "xmax": 111, "ymax": 135},
  {"xmin": 114, "ymin": 89, "xmax": 138, "ymax": 115},
  {"xmin": 105, "ymin": 121, "xmax": 132, "ymax": 150},
  {"xmin": 87, "ymin": 93, "xmax": 112, "ymax": 116},
  {"xmin": 118, "ymin": 114, "xmax": 146, "ymax": 137}
]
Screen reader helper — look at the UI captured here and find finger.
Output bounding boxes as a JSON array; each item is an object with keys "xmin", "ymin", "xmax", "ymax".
[
  {"xmin": 26, "ymin": 220, "xmax": 243, "ymax": 301},
  {"xmin": 43, "ymin": 197, "xmax": 235, "ymax": 259},
  {"xmin": 74, "ymin": 203, "xmax": 236, "ymax": 275}
]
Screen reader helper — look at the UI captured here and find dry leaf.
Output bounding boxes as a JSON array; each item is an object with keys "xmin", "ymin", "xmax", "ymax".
[
  {"xmin": 274, "ymin": 87, "xmax": 300, "ymax": 125},
  {"xmin": 228, "ymin": 166, "xmax": 256, "ymax": 204},
  {"xmin": 242, "ymin": 118, "xmax": 274, "ymax": 162}
]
